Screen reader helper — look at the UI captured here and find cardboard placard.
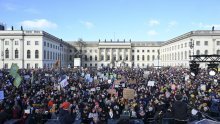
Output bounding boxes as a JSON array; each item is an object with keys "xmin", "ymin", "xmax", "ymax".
[
  {"xmin": 123, "ymin": 88, "xmax": 135, "ymax": 99},
  {"xmin": 107, "ymin": 89, "xmax": 117, "ymax": 95},
  {"xmin": 128, "ymin": 79, "xmax": 136, "ymax": 84}
]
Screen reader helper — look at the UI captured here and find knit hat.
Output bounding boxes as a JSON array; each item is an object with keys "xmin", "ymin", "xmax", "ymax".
[{"xmin": 61, "ymin": 102, "xmax": 70, "ymax": 109}]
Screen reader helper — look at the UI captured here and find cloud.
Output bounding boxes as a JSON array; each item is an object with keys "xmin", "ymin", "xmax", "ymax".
[
  {"xmin": 80, "ymin": 21, "xmax": 94, "ymax": 29},
  {"xmin": 148, "ymin": 19, "xmax": 160, "ymax": 27},
  {"xmin": 196, "ymin": 22, "xmax": 220, "ymax": 29},
  {"xmin": 20, "ymin": 19, "xmax": 57, "ymax": 29},
  {"xmin": 147, "ymin": 30, "xmax": 158, "ymax": 36}
]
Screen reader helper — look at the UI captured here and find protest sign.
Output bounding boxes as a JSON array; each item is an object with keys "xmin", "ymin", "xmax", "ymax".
[
  {"xmin": 91, "ymin": 88, "xmax": 96, "ymax": 92},
  {"xmin": 123, "ymin": 88, "xmax": 135, "ymax": 99},
  {"xmin": 0, "ymin": 91, "xmax": 4, "ymax": 100},
  {"xmin": 71, "ymin": 87, "xmax": 75, "ymax": 91},
  {"xmin": 128, "ymin": 79, "xmax": 136, "ymax": 84},
  {"xmin": 201, "ymin": 84, "xmax": 206, "ymax": 91},
  {"xmin": 107, "ymin": 89, "xmax": 117, "ymax": 95},
  {"xmin": 108, "ymin": 80, "xmax": 112, "ymax": 84},
  {"xmin": 148, "ymin": 81, "xmax": 155, "ymax": 86},
  {"xmin": 25, "ymin": 109, "xmax": 30, "ymax": 114},
  {"xmin": 14, "ymin": 75, "xmax": 22, "ymax": 88},
  {"xmin": 9, "ymin": 63, "xmax": 19, "ymax": 78},
  {"xmin": 60, "ymin": 78, "xmax": 68, "ymax": 88},
  {"xmin": 96, "ymin": 87, "xmax": 100, "ymax": 91}
]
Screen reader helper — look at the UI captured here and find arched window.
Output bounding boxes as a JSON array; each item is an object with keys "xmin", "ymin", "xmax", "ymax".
[
  {"xmin": 5, "ymin": 49, "xmax": 9, "ymax": 58},
  {"xmin": 15, "ymin": 49, "xmax": 19, "ymax": 59},
  {"xmin": 35, "ymin": 50, "xmax": 39, "ymax": 59},
  {"xmin": 27, "ymin": 50, "xmax": 31, "ymax": 59},
  {"xmin": 175, "ymin": 53, "xmax": 177, "ymax": 60},
  {"xmin": 95, "ymin": 55, "xmax": 97, "ymax": 61},
  {"xmin": 101, "ymin": 55, "xmax": 104, "ymax": 61},
  {"xmin": 84, "ymin": 55, "xmax": 87, "ymax": 61},
  {"xmin": 204, "ymin": 50, "xmax": 208, "ymax": 55},
  {"xmin": 142, "ymin": 55, "xmax": 145, "ymax": 61},
  {"xmin": 181, "ymin": 52, "xmax": 183, "ymax": 60},
  {"xmin": 90, "ymin": 56, "xmax": 92, "ymax": 61},
  {"xmin": 178, "ymin": 52, "xmax": 180, "ymax": 60},
  {"xmin": 152, "ymin": 55, "xmax": 155, "ymax": 60},
  {"xmin": 147, "ymin": 55, "xmax": 150, "ymax": 61},
  {"xmin": 196, "ymin": 50, "xmax": 200, "ymax": 55},
  {"xmin": 185, "ymin": 51, "xmax": 187, "ymax": 59}
]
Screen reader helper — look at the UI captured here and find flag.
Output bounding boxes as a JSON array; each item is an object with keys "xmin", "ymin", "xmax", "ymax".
[
  {"xmin": 53, "ymin": 60, "xmax": 60, "ymax": 69},
  {"xmin": 14, "ymin": 74, "xmax": 22, "ymax": 88},
  {"xmin": 9, "ymin": 63, "xmax": 19, "ymax": 78}
]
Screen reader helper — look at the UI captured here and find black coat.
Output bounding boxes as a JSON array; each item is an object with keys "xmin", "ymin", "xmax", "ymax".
[
  {"xmin": 172, "ymin": 101, "xmax": 188, "ymax": 120},
  {"xmin": 58, "ymin": 109, "xmax": 74, "ymax": 124}
]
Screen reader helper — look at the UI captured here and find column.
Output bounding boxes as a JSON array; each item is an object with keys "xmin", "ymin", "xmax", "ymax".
[
  {"xmin": 213, "ymin": 39, "xmax": 216, "ymax": 54},
  {"xmin": 122, "ymin": 49, "xmax": 125, "ymax": 61},
  {"xmin": 110, "ymin": 48, "xmax": 113, "ymax": 62},
  {"xmin": 97, "ymin": 48, "xmax": 100, "ymax": 61},
  {"xmin": 104, "ymin": 48, "xmax": 107, "ymax": 61},
  {"xmin": 128, "ymin": 49, "xmax": 131, "ymax": 61},
  {"xmin": 11, "ymin": 39, "xmax": 14, "ymax": 60},
  {"xmin": 20, "ymin": 39, "xmax": 24, "ymax": 68},
  {"xmin": 116, "ymin": 49, "xmax": 119, "ymax": 61}
]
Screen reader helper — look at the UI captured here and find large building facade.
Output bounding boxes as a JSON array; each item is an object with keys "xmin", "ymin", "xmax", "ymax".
[
  {"xmin": 0, "ymin": 29, "xmax": 220, "ymax": 69},
  {"xmin": 0, "ymin": 30, "xmax": 74, "ymax": 69},
  {"xmin": 71, "ymin": 30, "xmax": 220, "ymax": 68}
]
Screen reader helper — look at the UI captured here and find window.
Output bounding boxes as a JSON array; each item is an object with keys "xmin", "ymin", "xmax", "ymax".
[
  {"xmin": 85, "ymin": 64, "xmax": 87, "ymax": 68},
  {"xmin": 35, "ymin": 41, "xmax": 39, "ymax": 45},
  {"xmin": 196, "ymin": 50, "xmax": 200, "ymax": 55},
  {"xmin": 95, "ymin": 56, "xmax": 97, "ymax": 61},
  {"xmin": 27, "ymin": 63, "xmax": 30, "ymax": 69},
  {"xmin": 95, "ymin": 63, "xmax": 97, "ymax": 67},
  {"xmin": 47, "ymin": 43, "xmax": 49, "ymax": 47},
  {"xmin": 126, "ymin": 55, "xmax": 128, "ymax": 60},
  {"xmin": 181, "ymin": 44, "xmax": 183, "ymax": 48},
  {"xmin": 204, "ymin": 50, "xmax": 208, "ymax": 55},
  {"xmin": 152, "ymin": 50, "xmax": 155, "ymax": 52},
  {"xmin": 27, "ymin": 41, "xmax": 30, "ymax": 45},
  {"xmin": 217, "ymin": 50, "xmax": 220, "ymax": 55},
  {"xmin": 50, "ymin": 52, "xmax": 52, "ymax": 60},
  {"xmin": 101, "ymin": 55, "xmax": 104, "ymax": 61},
  {"xmin": 142, "ymin": 50, "xmax": 144, "ymax": 53},
  {"xmin": 142, "ymin": 55, "xmax": 145, "ymax": 61},
  {"xmin": 84, "ymin": 50, "xmax": 87, "ymax": 53},
  {"xmin": 107, "ymin": 55, "xmax": 110, "ymax": 61},
  {"xmin": 44, "ymin": 42, "xmax": 46, "ymax": 46},
  {"xmin": 185, "ymin": 51, "xmax": 187, "ymax": 59},
  {"xmin": 47, "ymin": 51, "xmax": 49, "ymax": 59},
  {"xmin": 27, "ymin": 50, "xmax": 31, "ymax": 59},
  {"xmin": 15, "ymin": 41, "xmax": 19, "ymax": 45},
  {"xmin": 132, "ymin": 50, "xmax": 134, "ymax": 53},
  {"xmin": 185, "ymin": 43, "xmax": 187, "ymax": 47},
  {"xmin": 204, "ymin": 41, "xmax": 208, "ymax": 46},
  {"xmin": 5, "ymin": 49, "xmax": 9, "ymax": 58},
  {"xmin": 142, "ymin": 63, "xmax": 144, "ymax": 67},
  {"xmin": 152, "ymin": 55, "xmax": 155, "ymax": 60},
  {"xmin": 196, "ymin": 41, "xmax": 200, "ymax": 46},
  {"xmin": 44, "ymin": 50, "xmax": 46, "ymax": 59},
  {"xmin": 50, "ymin": 44, "xmax": 52, "ymax": 48},
  {"xmin": 147, "ymin": 55, "xmax": 150, "ymax": 61},
  {"xmin": 137, "ymin": 55, "xmax": 139, "ymax": 61},
  {"xmin": 113, "ymin": 55, "xmax": 116, "ymax": 61},
  {"xmin": 4, "ymin": 63, "xmax": 8, "ymax": 69},
  {"xmin": 35, "ymin": 50, "xmax": 39, "ymax": 59},
  {"xmin": 132, "ymin": 55, "xmax": 134, "ymax": 61},
  {"xmin": 95, "ymin": 50, "xmax": 97, "ymax": 53},
  {"xmin": 90, "ymin": 64, "xmax": 92, "ymax": 67},
  {"xmin": 90, "ymin": 56, "xmax": 92, "ymax": 61},
  {"xmin": 5, "ymin": 41, "xmax": 9, "ymax": 45},
  {"xmin": 15, "ymin": 49, "xmax": 19, "ymax": 59},
  {"xmin": 217, "ymin": 41, "xmax": 220, "ymax": 45},
  {"xmin": 90, "ymin": 50, "xmax": 92, "ymax": 53},
  {"xmin": 119, "ymin": 55, "xmax": 122, "ymax": 60},
  {"xmin": 137, "ymin": 50, "xmax": 139, "ymax": 53},
  {"xmin": 147, "ymin": 50, "xmax": 150, "ymax": 52},
  {"xmin": 35, "ymin": 64, "xmax": 38, "ymax": 68}
]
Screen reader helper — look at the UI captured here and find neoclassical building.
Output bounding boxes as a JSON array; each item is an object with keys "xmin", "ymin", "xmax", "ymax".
[
  {"xmin": 0, "ymin": 30, "xmax": 74, "ymax": 69},
  {"xmin": 71, "ymin": 30, "xmax": 220, "ymax": 68},
  {"xmin": 0, "ymin": 28, "xmax": 220, "ymax": 69}
]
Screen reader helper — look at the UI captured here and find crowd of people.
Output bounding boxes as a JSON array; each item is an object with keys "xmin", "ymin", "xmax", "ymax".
[{"xmin": 0, "ymin": 66, "xmax": 219, "ymax": 124}]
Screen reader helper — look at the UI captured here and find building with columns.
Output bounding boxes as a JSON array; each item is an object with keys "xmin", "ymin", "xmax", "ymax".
[
  {"xmin": 71, "ymin": 30, "xmax": 220, "ymax": 68},
  {"xmin": 0, "ymin": 30, "xmax": 74, "ymax": 69},
  {"xmin": 0, "ymin": 29, "xmax": 220, "ymax": 69}
]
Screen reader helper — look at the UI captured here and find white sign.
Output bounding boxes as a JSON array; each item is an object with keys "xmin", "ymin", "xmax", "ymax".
[
  {"xmin": 148, "ymin": 81, "xmax": 155, "ymax": 86},
  {"xmin": 91, "ymin": 88, "xmax": 96, "ymax": 92},
  {"xmin": 25, "ymin": 109, "xmax": 30, "ymax": 114},
  {"xmin": 0, "ymin": 91, "xmax": 4, "ymax": 100},
  {"xmin": 74, "ymin": 58, "xmax": 81, "ymax": 67},
  {"xmin": 60, "ymin": 78, "xmax": 69, "ymax": 88},
  {"xmin": 108, "ymin": 80, "xmax": 112, "ymax": 84},
  {"xmin": 96, "ymin": 87, "xmax": 100, "ymax": 90},
  {"xmin": 201, "ymin": 84, "xmax": 206, "ymax": 91}
]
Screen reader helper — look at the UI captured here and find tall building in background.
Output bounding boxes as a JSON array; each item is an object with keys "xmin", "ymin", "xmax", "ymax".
[{"xmin": 0, "ymin": 28, "xmax": 74, "ymax": 69}]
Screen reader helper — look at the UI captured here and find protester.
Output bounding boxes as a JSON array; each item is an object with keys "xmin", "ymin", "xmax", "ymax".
[{"xmin": 0, "ymin": 66, "xmax": 219, "ymax": 124}]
